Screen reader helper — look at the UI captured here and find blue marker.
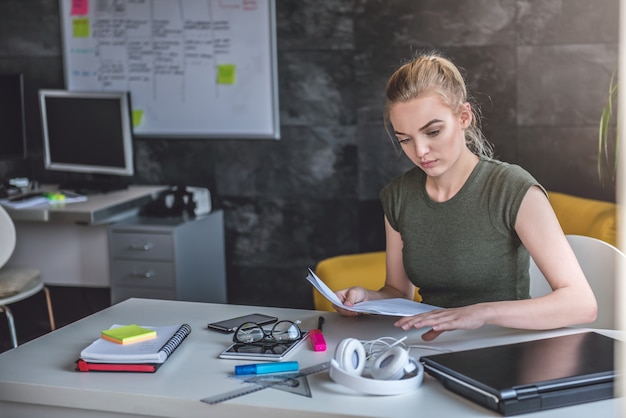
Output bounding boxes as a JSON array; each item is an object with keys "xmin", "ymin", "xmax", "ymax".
[{"xmin": 235, "ymin": 361, "xmax": 299, "ymax": 375}]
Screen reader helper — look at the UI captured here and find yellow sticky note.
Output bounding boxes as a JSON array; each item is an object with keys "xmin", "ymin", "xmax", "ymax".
[
  {"xmin": 101, "ymin": 324, "xmax": 156, "ymax": 345},
  {"xmin": 73, "ymin": 17, "xmax": 90, "ymax": 38},
  {"xmin": 132, "ymin": 110, "xmax": 144, "ymax": 127},
  {"xmin": 217, "ymin": 64, "xmax": 236, "ymax": 85}
]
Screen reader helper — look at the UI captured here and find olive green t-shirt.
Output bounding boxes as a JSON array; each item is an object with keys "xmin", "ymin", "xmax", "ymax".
[{"xmin": 380, "ymin": 158, "xmax": 544, "ymax": 308}]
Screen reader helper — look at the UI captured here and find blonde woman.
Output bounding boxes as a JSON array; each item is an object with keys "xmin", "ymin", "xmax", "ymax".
[{"xmin": 335, "ymin": 52, "xmax": 597, "ymax": 341}]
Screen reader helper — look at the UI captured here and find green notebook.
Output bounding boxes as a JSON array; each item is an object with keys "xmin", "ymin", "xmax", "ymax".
[{"xmin": 101, "ymin": 324, "xmax": 157, "ymax": 345}]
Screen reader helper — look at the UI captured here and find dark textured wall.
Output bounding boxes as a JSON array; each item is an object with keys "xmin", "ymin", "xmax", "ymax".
[{"xmin": 0, "ymin": 0, "xmax": 618, "ymax": 310}]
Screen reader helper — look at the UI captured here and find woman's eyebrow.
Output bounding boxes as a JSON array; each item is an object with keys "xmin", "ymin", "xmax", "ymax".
[
  {"xmin": 393, "ymin": 119, "xmax": 443, "ymax": 136},
  {"xmin": 420, "ymin": 119, "xmax": 443, "ymax": 131}
]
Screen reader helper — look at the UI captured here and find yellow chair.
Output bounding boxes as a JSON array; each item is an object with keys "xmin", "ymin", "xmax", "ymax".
[
  {"xmin": 313, "ymin": 251, "xmax": 421, "ymax": 312},
  {"xmin": 547, "ymin": 191, "xmax": 617, "ymax": 247}
]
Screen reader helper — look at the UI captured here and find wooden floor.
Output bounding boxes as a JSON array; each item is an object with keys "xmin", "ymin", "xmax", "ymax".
[{"xmin": 0, "ymin": 286, "xmax": 111, "ymax": 354}]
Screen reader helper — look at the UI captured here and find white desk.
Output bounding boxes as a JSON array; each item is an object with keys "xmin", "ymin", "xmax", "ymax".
[
  {"xmin": 4, "ymin": 186, "xmax": 167, "ymax": 286},
  {"xmin": 0, "ymin": 298, "xmax": 621, "ymax": 418},
  {"xmin": 3, "ymin": 185, "xmax": 167, "ymax": 224}
]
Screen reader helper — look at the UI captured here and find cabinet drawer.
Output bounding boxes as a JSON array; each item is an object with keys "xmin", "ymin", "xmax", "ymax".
[
  {"xmin": 109, "ymin": 232, "xmax": 174, "ymax": 260},
  {"xmin": 111, "ymin": 260, "xmax": 176, "ymax": 288},
  {"xmin": 111, "ymin": 287, "xmax": 177, "ymax": 305}
]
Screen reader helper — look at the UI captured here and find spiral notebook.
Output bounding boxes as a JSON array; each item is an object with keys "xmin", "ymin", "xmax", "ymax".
[{"xmin": 78, "ymin": 324, "xmax": 191, "ymax": 370}]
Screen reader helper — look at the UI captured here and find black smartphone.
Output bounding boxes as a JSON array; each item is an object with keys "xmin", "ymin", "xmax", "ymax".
[{"xmin": 207, "ymin": 313, "xmax": 278, "ymax": 333}]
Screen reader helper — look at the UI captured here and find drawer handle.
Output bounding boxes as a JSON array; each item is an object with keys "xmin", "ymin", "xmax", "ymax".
[
  {"xmin": 129, "ymin": 243, "xmax": 153, "ymax": 251},
  {"xmin": 131, "ymin": 271, "xmax": 154, "ymax": 279}
]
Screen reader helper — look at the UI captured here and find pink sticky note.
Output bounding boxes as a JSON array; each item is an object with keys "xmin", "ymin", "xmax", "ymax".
[{"xmin": 71, "ymin": 0, "xmax": 89, "ymax": 16}]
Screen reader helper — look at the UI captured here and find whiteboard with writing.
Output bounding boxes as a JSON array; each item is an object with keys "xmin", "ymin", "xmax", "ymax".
[{"xmin": 59, "ymin": 0, "xmax": 279, "ymax": 139}]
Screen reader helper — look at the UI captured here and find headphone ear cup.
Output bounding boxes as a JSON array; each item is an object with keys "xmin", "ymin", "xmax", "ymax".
[
  {"xmin": 334, "ymin": 338, "xmax": 366, "ymax": 375},
  {"xmin": 369, "ymin": 346, "xmax": 409, "ymax": 380}
]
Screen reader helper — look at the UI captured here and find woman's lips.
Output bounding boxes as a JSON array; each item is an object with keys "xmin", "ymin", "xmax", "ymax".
[{"xmin": 420, "ymin": 159, "xmax": 437, "ymax": 169}]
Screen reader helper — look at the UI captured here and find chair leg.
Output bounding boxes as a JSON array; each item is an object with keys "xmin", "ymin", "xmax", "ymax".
[
  {"xmin": 0, "ymin": 305, "xmax": 18, "ymax": 348},
  {"xmin": 43, "ymin": 286, "xmax": 56, "ymax": 331}
]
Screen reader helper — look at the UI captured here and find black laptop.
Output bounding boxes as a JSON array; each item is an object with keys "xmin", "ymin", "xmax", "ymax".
[{"xmin": 420, "ymin": 331, "xmax": 615, "ymax": 416}]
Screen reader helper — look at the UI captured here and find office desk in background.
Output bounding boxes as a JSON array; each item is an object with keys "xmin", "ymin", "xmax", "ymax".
[
  {"xmin": 4, "ymin": 186, "xmax": 227, "ymax": 304},
  {"xmin": 0, "ymin": 298, "xmax": 620, "ymax": 418},
  {"xmin": 3, "ymin": 185, "xmax": 167, "ymax": 224},
  {"xmin": 3, "ymin": 186, "xmax": 167, "ymax": 288}
]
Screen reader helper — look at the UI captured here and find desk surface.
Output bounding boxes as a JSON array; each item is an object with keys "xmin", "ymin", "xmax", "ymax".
[
  {"xmin": 4, "ymin": 185, "xmax": 167, "ymax": 224},
  {"xmin": 0, "ymin": 298, "xmax": 621, "ymax": 418}
]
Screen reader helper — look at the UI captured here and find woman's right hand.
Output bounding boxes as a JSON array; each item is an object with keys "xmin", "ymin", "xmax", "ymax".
[{"xmin": 333, "ymin": 286, "xmax": 369, "ymax": 317}]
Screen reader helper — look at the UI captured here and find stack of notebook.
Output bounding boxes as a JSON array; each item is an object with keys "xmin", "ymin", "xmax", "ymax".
[{"xmin": 77, "ymin": 323, "xmax": 192, "ymax": 373}]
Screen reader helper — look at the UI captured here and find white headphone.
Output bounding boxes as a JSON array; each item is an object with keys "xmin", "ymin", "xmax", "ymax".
[{"xmin": 329, "ymin": 337, "xmax": 424, "ymax": 395}]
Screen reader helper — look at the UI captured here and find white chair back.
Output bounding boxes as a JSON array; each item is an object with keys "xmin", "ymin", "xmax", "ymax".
[
  {"xmin": 0, "ymin": 205, "xmax": 55, "ymax": 348},
  {"xmin": 529, "ymin": 234, "xmax": 625, "ymax": 329},
  {"xmin": 0, "ymin": 205, "xmax": 16, "ymax": 268}
]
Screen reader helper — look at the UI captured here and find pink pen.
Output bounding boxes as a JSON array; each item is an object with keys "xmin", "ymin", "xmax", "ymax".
[{"xmin": 309, "ymin": 316, "xmax": 327, "ymax": 352}]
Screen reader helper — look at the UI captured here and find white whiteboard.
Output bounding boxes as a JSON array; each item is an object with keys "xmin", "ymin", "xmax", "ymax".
[{"xmin": 59, "ymin": 0, "xmax": 279, "ymax": 139}]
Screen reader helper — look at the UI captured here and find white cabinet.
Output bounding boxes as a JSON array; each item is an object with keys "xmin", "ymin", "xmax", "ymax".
[{"xmin": 108, "ymin": 211, "xmax": 226, "ymax": 304}]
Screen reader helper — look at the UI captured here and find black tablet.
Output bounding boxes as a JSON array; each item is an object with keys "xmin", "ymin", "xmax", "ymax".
[{"xmin": 219, "ymin": 332, "xmax": 310, "ymax": 361}]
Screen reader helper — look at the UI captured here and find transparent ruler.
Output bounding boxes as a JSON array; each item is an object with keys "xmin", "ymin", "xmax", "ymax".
[{"xmin": 201, "ymin": 362, "xmax": 330, "ymax": 405}]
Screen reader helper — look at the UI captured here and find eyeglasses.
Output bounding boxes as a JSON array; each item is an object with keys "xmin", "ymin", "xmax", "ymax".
[{"xmin": 233, "ymin": 320, "xmax": 302, "ymax": 344}]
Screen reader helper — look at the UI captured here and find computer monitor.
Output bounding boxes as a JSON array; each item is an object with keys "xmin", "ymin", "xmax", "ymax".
[
  {"xmin": 39, "ymin": 90, "xmax": 134, "ymax": 193},
  {"xmin": 0, "ymin": 73, "xmax": 27, "ymax": 159}
]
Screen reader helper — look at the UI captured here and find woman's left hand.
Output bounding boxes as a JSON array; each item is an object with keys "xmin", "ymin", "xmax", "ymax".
[{"xmin": 394, "ymin": 304, "xmax": 495, "ymax": 341}]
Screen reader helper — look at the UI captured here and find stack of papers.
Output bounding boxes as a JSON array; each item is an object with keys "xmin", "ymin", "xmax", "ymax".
[
  {"xmin": 305, "ymin": 268, "xmax": 440, "ymax": 316},
  {"xmin": 0, "ymin": 196, "xmax": 48, "ymax": 209},
  {"xmin": 0, "ymin": 191, "xmax": 87, "ymax": 210}
]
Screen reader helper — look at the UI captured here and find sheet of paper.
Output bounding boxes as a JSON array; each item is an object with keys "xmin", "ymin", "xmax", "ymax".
[{"xmin": 306, "ymin": 269, "xmax": 440, "ymax": 317}]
